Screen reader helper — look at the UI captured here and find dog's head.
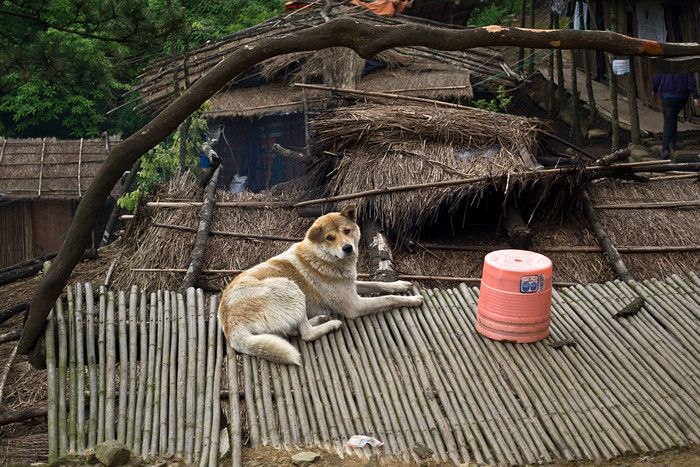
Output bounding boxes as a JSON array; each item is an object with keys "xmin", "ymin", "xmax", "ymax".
[{"xmin": 306, "ymin": 205, "xmax": 360, "ymax": 260}]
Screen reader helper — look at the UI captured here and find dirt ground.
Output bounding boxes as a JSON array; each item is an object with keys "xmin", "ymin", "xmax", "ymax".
[{"xmin": 234, "ymin": 443, "xmax": 700, "ymax": 466}]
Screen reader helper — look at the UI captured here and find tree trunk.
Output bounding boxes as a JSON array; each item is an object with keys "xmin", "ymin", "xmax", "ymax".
[
  {"xmin": 362, "ymin": 221, "xmax": 397, "ymax": 282},
  {"xmin": 179, "ymin": 166, "xmax": 221, "ymax": 294},
  {"xmin": 503, "ymin": 197, "xmax": 533, "ymax": 250},
  {"xmin": 582, "ymin": 191, "xmax": 633, "ymax": 282},
  {"xmin": 19, "ymin": 17, "xmax": 700, "ymax": 357},
  {"xmin": 102, "ymin": 159, "xmax": 141, "ymax": 246}
]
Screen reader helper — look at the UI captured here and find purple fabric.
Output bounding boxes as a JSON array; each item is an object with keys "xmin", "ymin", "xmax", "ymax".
[{"xmin": 652, "ymin": 73, "xmax": 700, "ymax": 99}]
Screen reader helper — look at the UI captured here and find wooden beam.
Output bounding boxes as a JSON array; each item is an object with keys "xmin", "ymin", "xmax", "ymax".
[{"xmin": 650, "ymin": 56, "xmax": 700, "ymax": 73}]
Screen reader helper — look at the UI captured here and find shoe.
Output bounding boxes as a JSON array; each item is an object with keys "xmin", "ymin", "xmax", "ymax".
[{"xmin": 661, "ymin": 149, "xmax": 670, "ymax": 160}]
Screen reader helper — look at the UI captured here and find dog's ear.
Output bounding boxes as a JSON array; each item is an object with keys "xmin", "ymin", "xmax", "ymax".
[
  {"xmin": 340, "ymin": 205, "xmax": 357, "ymax": 223},
  {"xmin": 307, "ymin": 224, "xmax": 324, "ymax": 243}
]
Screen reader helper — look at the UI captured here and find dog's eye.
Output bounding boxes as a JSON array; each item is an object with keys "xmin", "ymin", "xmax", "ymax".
[
  {"xmin": 344, "ymin": 229, "xmax": 351, "ymax": 235},
  {"xmin": 326, "ymin": 234, "xmax": 335, "ymax": 241}
]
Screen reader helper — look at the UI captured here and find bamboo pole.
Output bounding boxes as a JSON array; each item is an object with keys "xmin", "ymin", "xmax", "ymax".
[
  {"xmin": 419, "ymin": 291, "xmax": 504, "ymax": 464},
  {"xmin": 150, "ymin": 290, "xmax": 165, "ymax": 454},
  {"xmin": 194, "ymin": 289, "xmax": 207, "ymax": 462},
  {"xmin": 97, "ymin": 287, "xmax": 107, "ymax": 444},
  {"xmin": 75, "ymin": 283, "xmax": 86, "ymax": 452},
  {"xmin": 105, "ymin": 291, "xmax": 116, "ymax": 442},
  {"xmin": 298, "ymin": 343, "xmax": 333, "ymax": 452},
  {"xmin": 259, "ymin": 360, "xmax": 281, "ymax": 449},
  {"xmin": 226, "ymin": 339, "xmax": 242, "ymax": 467},
  {"xmin": 280, "ymin": 363, "xmax": 305, "ymax": 446},
  {"xmin": 242, "ymin": 356, "xmax": 260, "ymax": 446},
  {"xmin": 185, "ymin": 288, "xmax": 197, "ymax": 462},
  {"xmin": 176, "ymin": 293, "xmax": 187, "ymax": 455},
  {"xmin": 46, "ymin": 308, "xmax": 58, "ymax": 462},
  {"xmin": 207, "ymin": 321, "xmax": 224, "ymax": 467},
  {"xmin": 168, "ymin": 292, "xmax": 178, "ymax": 455},
  {"xmin": 159, "ymin": 291, "xmax": 172, "ymax": 453},
  {"xmin": 287, "ymin": 339, "xmax": 319, "ymax": 447},
  {"xmin": 551, "ymin": 288, "xmax": 670, "ymax": 451},
  {"xmin": 117, "ymin": 291, "xmax": 128, "ymax": 443},
  {"xmin": 444, "ymin": 289, "xmax": 553, "ymax": 463},
  {"xmin": 67, "ymin": 286, "xmax": 78, "ymax": 452},
  {"xmin": 199, "ymin": 296, "xmax": 218, "ymax": 467},
  {"xmin": 133, "ymin": 291, "xmax": 148, "ymax": 453},
  {"xmin": 429, "ymin": 289, "xmax": 533, "ymax": 464},
  {"xmin": 141, "ymin": 293, "xmax": 158, "ymax": 456},
  {"xmin": 126, "ymin": 286, "xmax": 138, "ymax": 448},
  {"xmin": 269, "ymin": 363, "xmax": 292, "ymax": 450},
  {"xmin": 56, "ymin": 295, "xmax": 69, "ymax": 454}
]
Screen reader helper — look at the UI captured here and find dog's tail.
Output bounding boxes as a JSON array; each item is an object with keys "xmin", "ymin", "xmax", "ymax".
[{"xmin": 229, "ymin": 331, "xmax": 302, "ymax": 366}]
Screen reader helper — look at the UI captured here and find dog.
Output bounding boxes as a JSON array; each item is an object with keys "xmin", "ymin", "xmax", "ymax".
[{"xmin": 217, "ymin": 205, "xmax": 424, "ymax": 365}]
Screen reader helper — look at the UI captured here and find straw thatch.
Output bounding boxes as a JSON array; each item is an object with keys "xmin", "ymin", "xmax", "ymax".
[
  {"xmin": 0, "ymin": 136, "xmax": 120, "ymax": 201},
  {"xmin": 110, "ymin": 173, "xmax": 324, "ymax": 292},
  {"xmin": 309, "ymin": 102, "xmax": 562, "ymax": 240},
  {"xmin": 131, "ymin": 4, "xmax": 511, "ymax": 117}
]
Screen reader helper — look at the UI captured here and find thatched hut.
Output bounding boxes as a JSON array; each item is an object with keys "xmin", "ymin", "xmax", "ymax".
[
  {"xmin": 130, "ymin": 2, "xmax": 516, "ymax": 194},
  {"xmin": 0, "ymin": 136, "xmax": 120, "ymax": 267}
]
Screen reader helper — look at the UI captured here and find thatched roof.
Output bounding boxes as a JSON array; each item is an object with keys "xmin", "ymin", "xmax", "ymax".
[
  {"xmin": 308, "ymin": 101, "xmax": 562, "ymax": 239},
  {"xmin": 131, "ymin": 3, "xmax": 514, "ymax": 117},
  {"xmin": 0, "ymin": 136, "xmax": 120, "ymax": 201}
]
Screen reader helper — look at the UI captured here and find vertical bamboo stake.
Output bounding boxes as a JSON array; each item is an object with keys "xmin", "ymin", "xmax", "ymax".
[
  {"xmin": 199, "ymin": 295, "xmax": 218, "ymax": 467},
  {"xmin": 133, "ymin": 291, "xmax": 148, "ymax": 453},
  {"xmin": 227, "ymin": 339, "xmax": 242, "ymax": 467},
  {"xmin": 46, "ymin": 308, "xmax": 58, "ymax": 462},
  {"xmin": 150, "ymin": 290, "xmax": 165, "ymax": 454},
  {"xmin": 194, "ymin": 289, "xmax": 207, "ymax": 463},
  {"xmin": 75, "ymin": 283, "xmax": 86, "ymax": 452},
  {"xmin": 97, "ymin": 287, "xmax": 107, "ymax": 444},
  {"xmin": 117, "ymin": 291, "xmax": 128, "ymax": 443},
  {"xmin": 85, "ymin": 283, "xmax": 97, "ymax": 449},
  {"xmin": 185, "ymin": 288, "xmax": 197, "ymax": 463},
  {"xmin": 67, "ymin": 286, "xmax": 78, "ymax": 452},
  {"xmin": 176, "ymin": 293, "xmax": 187, "ymax": 456},
  {"xmin": 105, "ymin": 291, "xmax": 116, "ymax": 441},
  {"xmin": 141, "ymin": 293, "xmax": 158, "ymax": 456},
  {"xmin": 56, "ymin": 296, "xmax": 69, "ymax": 454},
  {"xmin": 168, "ymin": 292, "xmax": 178, "ymax": 455},
  {"xmin": 242, "ymin": 356, "xmax": 259, "ymax": 446},
  {"xmin": 126, "ymin": 286, "xmax": 139, "ymax": 448},
  {"xmin": 159, "ymin": 291, "xmax": 172, "ymax": 453},
  {"xmin": 207, "ymin": 321, "xmax": 224, "ymax": 467}
]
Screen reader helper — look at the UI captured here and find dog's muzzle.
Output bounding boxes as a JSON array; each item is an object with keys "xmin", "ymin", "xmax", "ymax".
[{"xmin": 342, "ymin": 243, "xmax": 355, "ymax": 256}]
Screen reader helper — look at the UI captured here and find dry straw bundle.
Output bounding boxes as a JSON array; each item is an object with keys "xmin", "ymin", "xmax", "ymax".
[
  {"xmin": 112, "ymin": 174, "xmax": 313, "ymax": 292},
  {"xmin": 310, "ymin": 103, "xmax": 547, "ymax": 239}
]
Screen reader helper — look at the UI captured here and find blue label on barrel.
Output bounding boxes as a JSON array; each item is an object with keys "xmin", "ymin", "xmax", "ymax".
[{"xmin": 520, "ymin": 274, "xmax": 545, "ymax": 293}]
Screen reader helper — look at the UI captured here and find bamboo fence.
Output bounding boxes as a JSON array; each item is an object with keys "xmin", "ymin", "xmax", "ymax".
[
  {"xmin": 45, "ymin": 274, "xmax": 700, "ymax": 465},
  {"xmin": 44, "ymin": 285, "xmax": 231, "ymax": 466}
]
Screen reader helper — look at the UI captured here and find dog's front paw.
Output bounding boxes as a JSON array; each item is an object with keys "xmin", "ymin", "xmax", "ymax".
[
  {"xmin": 406, "ymin": 294, "xmax": 424, "ymax": 308},
  {"xmin": 391, "ymin": 280, "xmax": 413, "ymax": 293},
  {"xmin": 309, "ymin": 315, "xmax": 333, "ymax": 326},
  {"xmin": 328, "ymin": 319, "xmax": 343, "ymax": 331}
]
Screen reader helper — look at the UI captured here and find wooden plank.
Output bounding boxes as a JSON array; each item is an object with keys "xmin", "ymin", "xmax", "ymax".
[{"xmin": 650, "ymin": 56, "xmax": 700, "ymax": 73}]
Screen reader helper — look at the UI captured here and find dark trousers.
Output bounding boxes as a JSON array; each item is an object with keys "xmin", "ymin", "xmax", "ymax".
[{"xmin": 662, "ymin": 96, "xmax": 687, "ymax": 156}]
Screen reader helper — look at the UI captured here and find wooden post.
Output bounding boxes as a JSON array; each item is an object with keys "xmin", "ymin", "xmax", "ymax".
[
  {"xmin": 582, "ymin": 191, "xmax": 633, "ymax": 283},
  {"xmin": 362, "ymin": 221, "xmax": 398, "ymax": 282},
  {"xmin": 504, "ymin": 197, "xmax": 533, "ymax": 250},
  {"xmin": 620, "ymin": 3, "xmax": 641, "ymax": 144},
  {"xmin": 528, "ymin": 0, "xmax": 536, "ymax": 77},
  {"xmin": 519, "ymin": 0, "xmax": 527, "ymax": 66},
  {"xmin": 608, "ymin": 1, "xmax": 621, "ymax": 151}
]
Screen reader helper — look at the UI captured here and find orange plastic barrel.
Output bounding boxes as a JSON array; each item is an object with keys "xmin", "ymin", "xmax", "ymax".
[{"xmin": 476, "ymin": 249, "xmax": 552, "ymax": 343}]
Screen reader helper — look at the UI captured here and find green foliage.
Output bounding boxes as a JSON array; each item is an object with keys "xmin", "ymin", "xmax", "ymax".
[
  {"xmin": 469, "ymin": 0, "xmax": 521, "ymax": 27},
  {"xmin": 472, "ymin": 85, "xmax": 513, "ymax": 113},
  {"xmin": 117, "ymin": 106, "xmax": 209, "ymax": 211}
]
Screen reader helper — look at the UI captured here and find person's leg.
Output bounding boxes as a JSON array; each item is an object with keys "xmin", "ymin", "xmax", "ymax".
[{"xmin": 662, "ymin": 97, "xmax": 686, "ymax": 158}]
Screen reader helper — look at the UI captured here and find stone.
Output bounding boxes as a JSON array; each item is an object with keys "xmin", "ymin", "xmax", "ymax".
[
  {"xmin": 291, "ymin": 451, "xmax": 320, "ymax": 466},
  {"xmin": 413, "ymin": 442, "xmax": 434, "ymax": 459},
  {"xmin": 49, "ymin": 454, "xmax": 82, "ymax": 467},
  {"xmin": 94, "ymin": 440, "xmax": 132, "ymax": 467}
]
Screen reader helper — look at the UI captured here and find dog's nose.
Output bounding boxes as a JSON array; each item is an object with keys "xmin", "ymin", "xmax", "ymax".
[{"xmin": 342, "ymin": 244, "xmax": 354, "ymax": 255}]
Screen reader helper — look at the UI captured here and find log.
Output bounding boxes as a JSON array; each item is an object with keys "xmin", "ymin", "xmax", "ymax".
[
  {"xmin": 362, "ymin": 220, "xmax": 397, "ymax": 282},
  {"xmin": 582, "ymin": 191, "xmax": 633, "ymax": 283},
  {"xmin": 102, "ymin": 160, "xmax": 141, "ymax": 246},
  {"xmin": 503, "ymin": 197, "xmax": 533, "ymax": 250},
  {"xmin": 180, "ymin": 166, "xmax": 221, "ymax": 294},
  {"xmin": 270, "ymin": 143, "xmax": 311, "ymax": 164}
]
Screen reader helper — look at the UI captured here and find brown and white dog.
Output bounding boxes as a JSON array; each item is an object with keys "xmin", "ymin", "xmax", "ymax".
[{"xmin": 217, "ymin": 205, "xmax": 423, "ymax": 365}]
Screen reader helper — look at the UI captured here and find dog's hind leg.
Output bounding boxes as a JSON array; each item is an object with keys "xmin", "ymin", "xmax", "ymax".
[{"xmin": 297, "ymin": 317, "xmax": 342, "ymax": 342}]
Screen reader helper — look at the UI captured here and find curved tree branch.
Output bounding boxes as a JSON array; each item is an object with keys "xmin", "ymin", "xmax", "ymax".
[{"xmin": 17, "ymin": 17, "xmax": 700, "ymax": 355}]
